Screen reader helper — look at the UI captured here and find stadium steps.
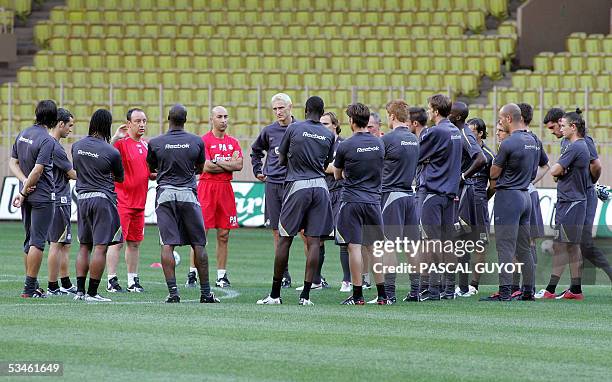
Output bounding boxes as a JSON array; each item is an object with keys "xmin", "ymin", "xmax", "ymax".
[{"xmin": 0, "ymin": 0, "xmax": 64, "ymax": 84}]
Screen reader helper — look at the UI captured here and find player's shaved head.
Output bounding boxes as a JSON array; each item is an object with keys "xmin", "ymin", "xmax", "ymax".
[
  {"xmin": 449, "ymin": 102, "xmax": 469, "ymax": 126},
  {"xmin": 500, "ymin": 103, "xmax": 521, "ymax": 122},
  {"xmin": 168, "ymin": 104, "xmax": 187, "ymax": 127},
  {"xmin": 211, "ymin": 105, "xmax": 227, "ymax": 117}
]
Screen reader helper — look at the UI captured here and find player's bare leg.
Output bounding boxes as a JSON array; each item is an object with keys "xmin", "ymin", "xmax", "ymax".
[
  {"xmin": 298, "ymin": 236, "xmax": 320, "ymax": 302},
  {"xmin": 58, "ymin": 244, "xmax": 75, "ymax": 293},
  {"xmin": 75, "ymin": 243, "xmax": 91, "ymax": 296},
  {"xmin": 106, "ymin": 243, "xmax": 124, "ymax": 292},
  {"xmin": 46, "ymin": 242, "xmax": 62, "ymax": 293},
  {"xmin": 161, "ymin": 244, "xmax": 179, "ymax": 301},
  {"xmin": 273, "ymin": 229, "xmax": 291, "ymax": 287},
  {"xmin": 125, "ymin": 240, "xmax": 143, "ymax": 292},
  {"xmin": 342, "ymin": 243, "xmax": 365, "ymax": 304},
  {"xmin": 361, "ymin": 246, "xmax": 372, "ymax": 288},
  {"xmin": 86, "ymin": 244, "xmax": 109, "ymax": 298},
  {"xmin": 367, "ymin": 244, "xmax": 387, "ymax": 303},
  {"xmin": 215, "ymin": 229, "xmax": 231, "ymax": 287}
]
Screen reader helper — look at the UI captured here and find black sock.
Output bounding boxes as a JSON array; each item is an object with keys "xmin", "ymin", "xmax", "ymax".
[
  {"xmin": 313, "ymin": 246, "xmax": 325, "ymax": 284},
  {"xmin": 48, "ymin": 281, "xmax": 59, "ymax": 291},
  {"xmin": 569, "ymin": 278, "xmax": 582, "ymax": 294},
  {"xmin": 384, "ymin": 273, "xmax": 396, "ymax": 299},
  {"xmin": 470, "ymin": 280, "xmax": 479, "ymax": 290},
  {"xmin": 76, "ymin": 276, "xmax": 86, "ymax": 293},
  {"xmin": 340, "ymin": 246, "xmax": 350, "ymax": 282},
  {"xmin": 24, "ymin": 276, "xmax": 37, "ymax": 293},
  {"xmin": 353, "ymin": 285, "xmax": 363, "ymax": 299},
  {"xmin": 60, "ymin": 277, "xmax": 72, "ymax": 289},
  {"xmin": 512, "ymin": 271, "xmax": 521, "ymax": 290},
  {"xmin": 300, "ymin": 281, "xmax": 312, "ymax": 300},
  {"xmin": 376, "ymin": 283, "xmax": 387, "ymax": 299},
  {"xmin": 546, "ymin": 275, "xmax": 560, "ymax": 294},
  {"xmin": 166, "ymin": 277, "xmax": 178, "ymax": 296},
  {"xmin": 409, "ymin": 273, "xmax": 420, "ymax": 295},
  {"xmin": 87, "ymin": 278, "xmax": 100, "ymax": 296},
  {"xmin": 200, "ymin": 281, "xmax": 211, "ymax": 296},
  {"xmin": 270, "ymin": 277, "xmax": 282, "ymax": 299}
]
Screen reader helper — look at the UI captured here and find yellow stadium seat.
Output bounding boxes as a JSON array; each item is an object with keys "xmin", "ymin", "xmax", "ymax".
[
  {"xmin": 552, "ymin": 54, "xmax": 568, "ymax": 72},
  {"xmin": 533, "ymin": 53, "xmax": 553, "ymax": 72},
  {"xmin": 585, "ymin": 56, "xmax": 602, "ymax": 72},
  {"xmin": 566, "ymin": 32, "xmax": 586, "ymax": 53},
  {"xmin": 584, "ymin": 35, "xmax": 603, "ymax": 54}
]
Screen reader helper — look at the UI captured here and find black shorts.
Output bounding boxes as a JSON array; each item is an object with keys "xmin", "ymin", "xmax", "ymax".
[
  {"xmin": 336, "ymin": 201, "xmax": 384, "ymax": 245},
  {"xmin": 264, "ymin": 181, "xmax": 284, "ymax": 230},
  {"xmin": 48, "ymin": 204, "xmax": 72, "ymax": 244},
  {"xmin": 381, "ymin": 191, "xmax": 418, "ymax": 241},
  {"xmin": 156, "ymin": 187, "xmax": 207, "ymax": 247},
  {"xmin": 473, "ymin": 192, "xmax": 490, "ymax": 243},
  {"xmin": 455, "ymin": 183, "xmax": 477, "ymax": 238},
  {"xmin": 278, "ymin": 178, "xmax": 334, "ymax": 237},
  {"xmin": 554, "ymin": 200, "xmax": 586, "ymax": 244},
  {"xmin": 419, "ymin": 193, "xmax": 455, "ymax": 240},
  {"xmin": 22, "ymin": 200, "xmax": 54, "ymax": 253},
  {"xmin": 77, "ymin": 193, "xmax": 123, "ymax": 246},
  {"xmin": 529, "ymin": 186, "xmax": 545, "ymax": 239}
]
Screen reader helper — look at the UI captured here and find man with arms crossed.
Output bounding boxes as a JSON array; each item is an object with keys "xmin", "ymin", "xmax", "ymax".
[
  {"xmin": 251, "ymin": 93, "xmax": 296, "ymax": 288},
  {"xmin": 257, "ymin": 96, "xmax": 334, "ymax": 306},
  {"xmin": 106, "ymin": 108, "xmax": 152, "ymax": 293},
  {"xmin": 188, "ymin": 106, "xmax": 242, "ymax": 288},
  {"xmin": 146, "ymin": 105, "xmax": 219, "ymax": 304},
  {"xmin": 10, "ymin": 100, "xmax": 57, "ymax": 298}
]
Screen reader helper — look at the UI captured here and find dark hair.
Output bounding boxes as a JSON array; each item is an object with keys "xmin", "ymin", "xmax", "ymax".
[
  {"xmin": 562, "ymin": 108, "xmax": 586, "ymax": 137},
  {"xmin": 427, "ymin": 94, "xmax": 452, "ymax": 117},
  {"xmin": 322, "ymin": 111, "xmax": 340, "ymax": 134},
  {"xmin": 386, "ymin": 99, "xmax": 409, "ymax": 123},
  {"xmin": 35, "ymin": 99, "xmax": 58, "ymax": 128},
  {"xmin": 57, "ymin": 108, "xmax": 73, "ymax": 124},
  {"xmin": 467, "ymin": 118, "xmax": 487, "ymax": 139},
  {"xmin": 127, "ymin": 108, "xmax": 145, "ymax": 121},
  {"xmin": 517, "ymin": 103, "xmax": 533, "ymax": 126},
  {"xmin": 168, "ymin": 104, "xmax": 187, "ymax": 126},
  {"xmin": 305, "ymin": 96, "xmax": 324, "ymax": 116},
  {"xmin": 346, "ymin": 103, "xmax": 370, "ymax": 128},
  {"xmin": 408, "ymin": 107, "xmax": 427, "ymax": 126},
  {"xmin": 543, "ymin": 107, "xmax": 564, "ymax": 124},
  {"xmin": 88, "ymin": 109, "xmax": 113, "ymax": 142},
  {"xmin": 449, "ymin": 102, "xmax": 469, "ymax": 125}
]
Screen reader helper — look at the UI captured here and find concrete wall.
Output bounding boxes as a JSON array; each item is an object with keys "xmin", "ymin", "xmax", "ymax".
[
  {"xmin": 517, "ymin": 0, "xmax": 611, "ymax": 67},
  {"xmin": 0, "ymin": 34, "xmax": 17, "ymax": 63}
]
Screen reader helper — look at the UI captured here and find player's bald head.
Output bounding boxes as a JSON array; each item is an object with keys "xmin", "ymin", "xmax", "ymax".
[
  {"xmin": 168, "ymin": 104, "xmax": 187, "ymax": 126},
  {"xmin": 211, "ymin": 105, "xmax": 227, "ymax": 117},
  {"xmin": 500, "ymin": 103, "xmax": 521, "ymax": 122}
]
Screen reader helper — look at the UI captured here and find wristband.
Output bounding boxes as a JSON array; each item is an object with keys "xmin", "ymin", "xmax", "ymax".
[{"xmin": 19, "ymin": 191, "xmax": 26, "ymax": 197}]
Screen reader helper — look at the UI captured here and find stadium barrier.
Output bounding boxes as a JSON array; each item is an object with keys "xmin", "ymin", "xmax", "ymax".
[{"xmin": 1, "ymin": 176, "xmax": 610, "ymax": 237}]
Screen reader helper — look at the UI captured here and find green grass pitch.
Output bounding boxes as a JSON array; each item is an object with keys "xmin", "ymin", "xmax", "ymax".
[{"xmin": 1, "ymin": 221, "xmax": 610, "ymax": 381}]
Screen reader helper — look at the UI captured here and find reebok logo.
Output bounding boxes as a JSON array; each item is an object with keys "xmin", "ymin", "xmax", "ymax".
[
  {"xmin": 18, "ymin": 136, "xmax": 33, "ymax": 145},
  {"xmin": 302, "ymin": 132, "xmax": 327, "ymax": 141},
  {"xmin": 450, "ymin": 134, "xmax": 462, "ymax": 140},
  {"xmin": 165, "ymin": 143, "xmax": 190, "ymax": 149},
  {"xmin": 77, "ymin": 149, "xmax": 99, "ymax": 158},
  {"xmin": 401, "ymin": 141, "xmax": 418, "ymax": 146},
  {"xmin": 356, "ymin": 146, "xmax": 380, "ymax": 153},
  {"xmin": 524, "ymin": 145, "xmax": 538, "ymax": 150}
]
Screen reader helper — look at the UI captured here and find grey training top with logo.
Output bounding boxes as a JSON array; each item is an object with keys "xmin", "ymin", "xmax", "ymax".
[
  {"xmin": 72, "ymin": 136, "xmax": 124, "ymax": 202},
  {"xmin": 146, "ymin": 129, "xmax": 205, "ymax": 190},
  {"xmin": 11, "ymin": 124, "xmax": 55, "ymax": 203},
  {"xmin": 278, "ymin": 119, "xmax": 335, "ymax": 182},
  {"xmin": 493, "ymin": 130, "xmax": 539, "ymax": 191},
  {"xmin": 334, "ymin": 132, "xmax": 385, "ymax": 204},
  {"xmin": 381, "ymin": 126, "xmax": 418, "ymax": 193},
  {"xmin": 557, "ymin": 138, "xmax": 591, "ymax": 202}
]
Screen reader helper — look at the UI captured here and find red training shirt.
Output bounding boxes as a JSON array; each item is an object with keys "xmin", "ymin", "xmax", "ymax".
[
  {"xmin": 200, "ymin": 131, "xmax": 242, "ymax": 182},
  {"xmin": 114, "ymin": 136, "xmax": 150, "ymax": 209}
]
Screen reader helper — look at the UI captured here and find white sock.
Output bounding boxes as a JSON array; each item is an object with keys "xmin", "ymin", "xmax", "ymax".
[
  {"xmin": 107, "ymin": 274, "xmax": 117, "ymax": 282},
  {"xmin": 189, "ymin": 267, "xmax": 197, "ymax": 273},
  {"xmin": 217, "ymin": 269, "xmax": 226, "ymax": 279},
  {"xmin": 127, "ymin": 273, "xmax": 137, "ymax": 286}
]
